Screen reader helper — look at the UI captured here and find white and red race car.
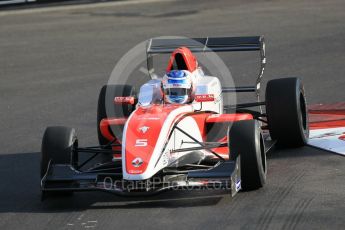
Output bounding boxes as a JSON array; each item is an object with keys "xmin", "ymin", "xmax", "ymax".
[{"xmin": 40, "ymin": 36, "xmax": 310, "ymax": 199}]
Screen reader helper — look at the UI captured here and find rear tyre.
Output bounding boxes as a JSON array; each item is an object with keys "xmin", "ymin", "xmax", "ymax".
[
  {"xmin": 97, "ymin": 84, "xmax": 136, "ymax": 146},
  {"xmin": 229, "ymin": 120, "xmax": 266, "ymax": 191},
  {"xmin": 41, "ymin": 126, "xmax": 78, "ymax": 197},
  {"xmin": 265, "ymin": 77, "xmax": 309, "ymax": 147}
]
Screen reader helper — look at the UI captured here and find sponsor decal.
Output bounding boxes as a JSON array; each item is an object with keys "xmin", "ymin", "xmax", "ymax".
[
  {"xmin": 114, "ymin": 96, "xmax": 135, "ymax": 104},
  {"xmin": 131, "ymin": 157, "xmax": 143, "ymax": 168},
  {"xmin": 128, "ymin": 169, "xmax": 143, "ymax": 174},
  {"xmin": 209, "ymin": 114, "xmax": 220, "ymax": 118},
  {"xmin": 139, "ymin": 126, "xmax": 150, "ymax": 134},
  {"xmin": 235, "ymin": 179, "xmax": 241, "ymax": 192},
  {"xmin": 195, "ymin": 94, "xmax": 215, "ymax": 102},
  {"xmin": 138, "ymin": 117, "xmax": 160, "ymax": 120},
  {"xmin": 161, "ymin": 152, "xmax": 170, "ymax": 167},
  {"xmin": 165, "ymin": 83, "xmax": 191, "ymax": 88}
]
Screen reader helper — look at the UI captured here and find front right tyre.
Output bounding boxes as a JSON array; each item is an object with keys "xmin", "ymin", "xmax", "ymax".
[{"xmin": 229, "ymin": 120, "xmax": 266, "ymax": 191}]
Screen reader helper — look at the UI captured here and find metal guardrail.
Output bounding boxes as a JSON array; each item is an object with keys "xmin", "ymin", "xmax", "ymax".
[{"xmin": 0, "ymin": 0, "xmax": 36, "ymax": 6}]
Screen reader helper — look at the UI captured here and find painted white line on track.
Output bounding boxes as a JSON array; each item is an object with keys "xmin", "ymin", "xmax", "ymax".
[{"xmin": 0, "ymin": 0, "xmax": 175, "ymax": 17}]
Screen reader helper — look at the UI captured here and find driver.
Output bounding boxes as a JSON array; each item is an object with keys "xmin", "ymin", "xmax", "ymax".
[
  {"xmin": 162, "ymin": 70, "xmax": 193, "ymax": 104},
  {"xmin": 162, "ymin": 47, "xmax": 199, "ymax": 104}
]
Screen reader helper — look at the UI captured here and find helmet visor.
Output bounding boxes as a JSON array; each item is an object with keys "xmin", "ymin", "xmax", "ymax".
[{"xmin": 164, "ymin": 88, "xmax": 191, "ymax": 104}]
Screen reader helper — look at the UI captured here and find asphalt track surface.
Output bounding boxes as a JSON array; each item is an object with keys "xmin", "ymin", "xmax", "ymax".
[{"xmin": 1, "ymin": 0, "xmax": 345, "ymax": 229}]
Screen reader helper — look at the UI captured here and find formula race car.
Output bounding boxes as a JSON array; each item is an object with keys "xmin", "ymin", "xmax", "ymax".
[{"xmin": 40, "ymin": 36, "xmax": 309, "ymax": 199}]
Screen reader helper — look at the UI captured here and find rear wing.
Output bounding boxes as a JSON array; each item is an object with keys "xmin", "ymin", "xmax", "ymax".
[{"xmin": 146, "ymin": 36, "xmax": 266, "ymax": 95}]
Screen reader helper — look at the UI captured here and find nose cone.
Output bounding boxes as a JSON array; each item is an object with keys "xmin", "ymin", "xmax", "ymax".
[
  {"xmin": 122, "ymin": 104, "xmax": 194, "ymax": 180},
  {"xmin": 123, "ymin": 106, "xmax": 168, "ymax": 175}
]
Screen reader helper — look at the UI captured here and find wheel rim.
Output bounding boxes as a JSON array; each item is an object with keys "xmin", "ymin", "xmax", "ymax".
[
  {"xmin": 260, "ymin": 134, "xmax": 266, "ymax": 174},
  {"xmin": 300, "ymin": 92, "xmax": 307, "ymax": 131}
]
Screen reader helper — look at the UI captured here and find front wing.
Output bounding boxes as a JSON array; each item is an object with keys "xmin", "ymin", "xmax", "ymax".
[{"xmin": 41, "ymin": 158, "xmax": 241, "ymax": 197}]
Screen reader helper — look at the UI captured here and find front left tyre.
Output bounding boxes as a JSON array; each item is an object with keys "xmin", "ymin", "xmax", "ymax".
[{"xmin": 41, "ymin": 126, "xmax": 78, "ymax": 197}]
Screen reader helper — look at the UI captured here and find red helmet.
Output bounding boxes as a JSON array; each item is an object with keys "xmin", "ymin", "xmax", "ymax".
[{"xmin": 166, "ymin": 47, "xmax": 198, "ymax": 73}]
